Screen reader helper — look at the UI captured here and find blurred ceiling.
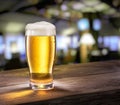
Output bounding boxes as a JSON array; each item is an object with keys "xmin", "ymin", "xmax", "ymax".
[
  {"xmin": 0, "ymin": 0, "xmax": 120, "ymax": 33},
  {"xmin": 0, "ymin": 0, "xmax": 120, "ymax": 19}
]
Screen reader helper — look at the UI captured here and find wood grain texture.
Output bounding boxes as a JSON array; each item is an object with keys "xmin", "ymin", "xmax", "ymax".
[{"xmin": 0, "ymin": 60, "xmax": 120, "ymax": 105}]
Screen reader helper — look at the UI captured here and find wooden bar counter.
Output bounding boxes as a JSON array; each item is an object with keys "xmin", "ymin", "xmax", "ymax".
[{"xmin": 0, "ymin": 60, "xmax": 120, "ymax": 105}]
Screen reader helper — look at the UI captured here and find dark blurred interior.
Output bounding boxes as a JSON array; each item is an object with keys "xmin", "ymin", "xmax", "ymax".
[{"xmin": 0, "ymin": 0, "xmax": 120, "ymax": 70}]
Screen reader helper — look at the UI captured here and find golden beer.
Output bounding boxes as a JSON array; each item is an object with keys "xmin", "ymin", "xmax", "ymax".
[{"xmin": 25, "ymin": 21, "xmax": 56, "ymax": 90}]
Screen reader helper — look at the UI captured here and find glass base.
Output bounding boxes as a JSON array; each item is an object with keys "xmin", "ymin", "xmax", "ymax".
[{"xmin": 30, "ymin": 82, "xmax": 54, "ymax": 90}]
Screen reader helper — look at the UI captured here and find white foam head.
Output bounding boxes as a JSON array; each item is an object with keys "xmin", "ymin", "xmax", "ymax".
[{"xmin": 25, "ymin": 21, "xmax": 56, "ymax": 36}]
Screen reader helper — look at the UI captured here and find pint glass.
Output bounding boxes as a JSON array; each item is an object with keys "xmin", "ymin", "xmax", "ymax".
[{"xmin": 25, "ymin": 21, "xmax": 56, "ymax": 90}]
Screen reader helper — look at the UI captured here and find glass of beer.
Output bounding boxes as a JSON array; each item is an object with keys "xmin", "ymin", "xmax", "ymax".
[{"xmin": 25, "ymin": 21, "xmax": 56, "ymax": 90}]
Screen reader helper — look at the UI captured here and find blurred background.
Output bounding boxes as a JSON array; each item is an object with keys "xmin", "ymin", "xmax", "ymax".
[{"xmin": 0, "ymin": 0, "xmax": 120, "ymax": 70}]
